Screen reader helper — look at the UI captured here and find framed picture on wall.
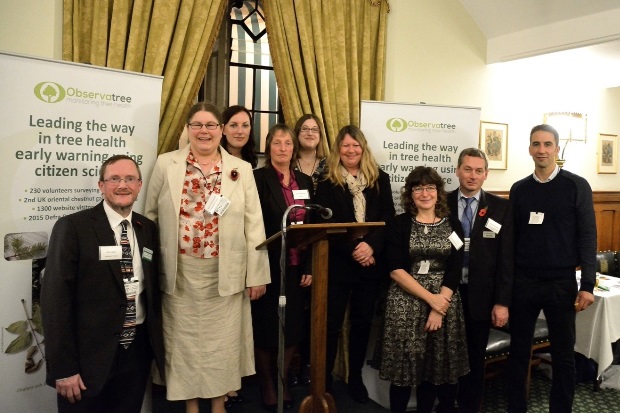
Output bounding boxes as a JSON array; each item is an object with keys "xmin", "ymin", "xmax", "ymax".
[
  {"xmin": 597, "ymin": 133, "xmax": 618, "ymax": 174},
  {"xmin": 479, "ymin": 121, "xmax": 508, "ymax": 170}
]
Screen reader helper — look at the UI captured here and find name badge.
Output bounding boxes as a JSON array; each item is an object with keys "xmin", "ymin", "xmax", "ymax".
[
  {"xmin": 449, "ymin": 231, "xmax": 463, "ymax": 250},
  {"xmin": 124, "ymin": 280, "xmax": 139, "ymax": 297},
  {"xmin": 205, "ymin": 193, "xmax": 231, "ymax": 216},
  {"xmin": 529, "ymin": 212, "xmax": 544, "ymax": 224},
  {"xmin": 142, "ymin": 247, "xmax": 153, "ymax": 262},
  {"xmin": 100, "ymin": 246, "xmax": 122, "ymax": 260},
  {"xmin": 293, "ymin": 189, "xmax": 310, "ymax": 200},
  {"xmin": 418, "ymin": 260, "xmax": 430, "ymax": 274},
  {"xmin": 485, "ymin": 218, "xmax": 502, "ymax": 234},
  {"xmin": 483, "ymin": 231, "xmax": 496, "ymax": 238}
]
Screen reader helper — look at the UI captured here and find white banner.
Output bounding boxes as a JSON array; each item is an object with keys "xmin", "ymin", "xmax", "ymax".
[
  {"xmin": 0, "ymin": 52, "xmax": 162, "ymax": 413},
  {"xmin": 361, "ymin": 100, "xmax": 481, "ymax": 213}
]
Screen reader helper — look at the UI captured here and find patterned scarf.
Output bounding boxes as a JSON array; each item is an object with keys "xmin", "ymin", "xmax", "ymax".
[{"xmin": 341, "ymin": 165, "xmax": 367, "ymax": 223}]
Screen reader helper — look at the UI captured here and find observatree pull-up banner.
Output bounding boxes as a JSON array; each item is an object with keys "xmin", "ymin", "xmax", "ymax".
[
  {"xmin": 360, "ymin": 100, "xmax": 481, "ymax": 213},
  {"xmin": 0, "ymin": 52, "xmax": 162, "ymax": 412}
]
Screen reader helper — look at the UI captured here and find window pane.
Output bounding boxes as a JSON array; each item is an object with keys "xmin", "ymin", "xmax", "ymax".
[
  {"xmin": 229, "ymin": 66, "xmax": 253, "ymax": 108},
  {"xmin": 254, "ymin": 69, "xmax": 278, "ymax": 112},
  {"xmin": 255, "ymin": 112, "xmax": 279, "ymax": 153}
]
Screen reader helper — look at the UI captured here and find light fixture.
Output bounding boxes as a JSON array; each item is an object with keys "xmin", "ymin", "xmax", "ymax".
[{"xmin": 543, "ymin": 112, "xmax": 587, "ymax": 166}]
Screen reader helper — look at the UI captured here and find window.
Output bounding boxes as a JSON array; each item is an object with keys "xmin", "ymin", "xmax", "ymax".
[{"xmin": 200, "ymin": 0, "xmax": 282, "ymax": 152}]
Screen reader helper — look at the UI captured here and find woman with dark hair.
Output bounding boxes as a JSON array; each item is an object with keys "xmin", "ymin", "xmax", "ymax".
[
  {"xmin": 253, "ymin": 124, "xmax": 313, "ymax": 411},
  {"xmin": 220, "ymin": 104, "xmax": 259, "ymax": 407},
  {"xmin": 293, "ymin": 114, "xmax": 329, "ymax": 192},
  {"xmin": 378, "ymin": 166, "xmax": 468, "ymax": 413},
  {"xmin": 222, "ymin": 105, "xmax": 258, "ymax": 168},
  {"xmin": 315, "ymin": 124, "xmax": 395, "ymax": 403}
]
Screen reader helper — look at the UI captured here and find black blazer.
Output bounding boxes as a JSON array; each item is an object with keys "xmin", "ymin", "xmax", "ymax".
[
  {"xmin": 314, "ymin": 169, "xmax": 395, "ymax": 282},
  {"xmin": 253, "ymin": 167, "xmax": 314, "ymax": 273},
  {"xmin": 448, "ymin": 189, "xmax": 514, "ymax": 321},
  {"xmin": 41, "ymin": 202, "xmax": 165, "ymax": 394}
]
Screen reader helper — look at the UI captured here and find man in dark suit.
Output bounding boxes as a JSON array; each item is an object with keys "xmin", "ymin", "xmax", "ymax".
[
  {"xmin": 448, "ymin": 148, "xmax": 514, "ymax": 413},
  {"xmin": 41, "ymin": 155, "xmax": 165, "ymax": 413}
]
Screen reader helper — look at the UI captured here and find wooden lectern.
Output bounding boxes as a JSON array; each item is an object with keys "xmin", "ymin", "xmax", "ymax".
[{"xmin": 258, "ymin": 222, "xmax": 385, "ymax": 413}]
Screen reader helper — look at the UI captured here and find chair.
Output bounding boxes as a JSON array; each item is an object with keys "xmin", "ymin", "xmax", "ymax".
[
  {"xmin": 484, "ymin": 319, "xmax": 551, "ymax": 398},
  {"xmin": 597, "ymin": 251, "xmax": 619, "ymax": 278},
  {"xmin": 484, "ymin": 328, "xmax": 511, "ymax": 377}
]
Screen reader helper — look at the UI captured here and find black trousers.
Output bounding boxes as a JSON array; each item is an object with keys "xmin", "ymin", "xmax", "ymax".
[
  {"xmin": 325, "ymin": 276, "xmax": 380, "ymax": 382},
  {"xmin": 57, "ymin": 324, "xmax": 152, "ymax": 413},
  {"xmin": 457, "ymin": 284, "xmax": 492, "ymax": 413},
  {"xmin": 507, "ymin": 276, "xmax": 577, "ymax": 413}
]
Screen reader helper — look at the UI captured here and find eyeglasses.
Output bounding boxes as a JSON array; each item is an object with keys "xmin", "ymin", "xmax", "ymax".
[
  {"xmin": 104, "ymin": 177, "xmax": 141, "ymax": 185},
  {"xmin": 413, "ymin": 185, "xmax": 437, "ymax": 194},
  {"xmin": 189, "ymin": 122, "xmax": 220, "ymax": 130},
  {"xmin": 300, "ymin": 126, "xmax": 320, "ymax": 134}
]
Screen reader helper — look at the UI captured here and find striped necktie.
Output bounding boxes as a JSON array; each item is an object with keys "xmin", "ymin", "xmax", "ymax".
[
  {"xmin": 462, "ymin": 197, "xmax": 474, "ymax": 267},
  {"xmin": 119, "ymin": 220, "xmax": 136, "ymax": 349}
]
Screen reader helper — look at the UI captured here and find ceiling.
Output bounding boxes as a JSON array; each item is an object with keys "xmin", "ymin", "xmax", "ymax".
[
  {"xmin": 459, "ymin": 0, "xmax": 620, "ymax": 88},
  {"xmin": 460, "ymin": 0, "xmax": 620, "ymax": 39}
]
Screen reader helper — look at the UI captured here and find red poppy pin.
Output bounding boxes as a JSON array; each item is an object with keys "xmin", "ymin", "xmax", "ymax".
[
  {"xmin": 230, "ymin": 169, "xmax": 239, "ymax": 181},
  {"xmin": 478, "ymin": 207, "xmax": 488, "ymax": 217}
]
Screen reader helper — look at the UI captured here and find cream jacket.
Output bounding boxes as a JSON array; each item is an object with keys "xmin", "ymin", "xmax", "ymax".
[{"xmin": 145, "ymin": 145, "xmax": 270, "ymax": 295}]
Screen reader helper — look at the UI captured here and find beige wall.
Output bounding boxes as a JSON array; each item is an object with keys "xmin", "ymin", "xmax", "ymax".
[
  {"xmin": 385, "ymin": 0, "xmax": 620, "ymax": 191},
  {"xmin": 1, "ymin": 0, "xmax": 618, "ymax": 191},
  {"xmin": 0, "ymin": 0, "xmax": 63, "ymax": 59}
]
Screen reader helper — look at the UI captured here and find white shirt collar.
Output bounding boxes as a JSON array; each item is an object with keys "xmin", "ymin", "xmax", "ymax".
[
  {"xmin": 532, "ymin": 164, "xmax": 560, "ymax": 183},
  {"xmin": 102, "ymin": 201, "xmax": 133, "ymax": 229},
  {"xmin": 458, "ymin": 189, "xmax": 481, "ymax": 202}
]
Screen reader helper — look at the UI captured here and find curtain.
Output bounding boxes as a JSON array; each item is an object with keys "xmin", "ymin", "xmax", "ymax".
[
  {"xmin": 63, "ymin": 0, "xmax": 227, "ymax": 154},
  {"xmin": 264, "ymin": 0, "xmax": 389, "ymax": 381},
  {"xmin": 263, "ymin": 0, "xmax": 389, "ymax": 148}
]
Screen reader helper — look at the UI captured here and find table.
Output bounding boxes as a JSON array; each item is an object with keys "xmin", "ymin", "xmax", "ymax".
[{"xmin": 575, "ymin": 274, "xmax": 620, "ymax": 377}]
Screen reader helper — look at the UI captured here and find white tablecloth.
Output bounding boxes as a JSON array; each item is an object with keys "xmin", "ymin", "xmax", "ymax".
[{"xmin": 575, "ymin": 274, "xmax": 620, "ymax": 377}]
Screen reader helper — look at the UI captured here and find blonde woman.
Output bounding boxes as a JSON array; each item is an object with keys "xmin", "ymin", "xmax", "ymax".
[{"xmin": 315, "ymin": 124, "xmax": 395, "ymax": 403}]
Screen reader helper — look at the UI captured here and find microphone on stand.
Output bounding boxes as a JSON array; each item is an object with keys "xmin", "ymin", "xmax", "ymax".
[
  {"xmin": 307, "ymin": 203, "xmax": 333, "ymax": 219},
  {"xmin": 275, "ymin": 202, "xmax": 331, "ymax": 413}
]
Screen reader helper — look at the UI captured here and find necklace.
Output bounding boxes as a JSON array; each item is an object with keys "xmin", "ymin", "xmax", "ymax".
[
  {"xmin": 297, "ymin": 151, "xmax": 318, "ymax": 175},
  {"xmin": 197, "ymin": 155, "xmax": 220, "ymax": 166},
  {"xmin": 416, "ymin": 215, "xmax": 436, "ymax": 234}
]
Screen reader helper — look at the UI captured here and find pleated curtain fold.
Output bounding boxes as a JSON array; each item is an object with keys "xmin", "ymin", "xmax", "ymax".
[
  {"xmin": 63, "ymin": 0, "xmax": 227, "ymax": 154},
  {"xmin": 263, "ymin": 0, "xmax": 389, "ymax": 147}
]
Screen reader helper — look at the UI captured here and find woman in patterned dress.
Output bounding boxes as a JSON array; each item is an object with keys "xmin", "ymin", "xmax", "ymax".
[{"xmin": 379, "ymin": 166, "xmax": 468, "ymax": 413}]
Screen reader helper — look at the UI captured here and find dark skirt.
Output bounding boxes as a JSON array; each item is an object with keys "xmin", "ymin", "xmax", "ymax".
[{"xmin": 251, "ymin": 264, "xmax": 308, "ymax": 348}]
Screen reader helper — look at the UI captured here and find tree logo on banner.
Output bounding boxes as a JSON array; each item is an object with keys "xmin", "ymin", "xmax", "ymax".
[
  {"xmin": 33, "ymin": 81, "xmax": 66, "ymax": 104},
  {"xmin": 386, "ymin": 117, "xmax": 408, "ymax": 132}
]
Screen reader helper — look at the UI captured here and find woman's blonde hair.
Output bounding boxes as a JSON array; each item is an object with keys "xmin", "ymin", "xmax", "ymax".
[{"xmin": 324, "ymin": 125, "xmax": 379, "ymax": 188}]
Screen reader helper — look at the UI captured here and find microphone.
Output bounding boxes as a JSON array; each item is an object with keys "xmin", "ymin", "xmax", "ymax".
[
  {"xmin": 303, "ymin": 203, "xmax": 332, "ymax": 219},
  {"xmin": 281, "ymin": 204, "xmax": 332, "ymax": 229}
]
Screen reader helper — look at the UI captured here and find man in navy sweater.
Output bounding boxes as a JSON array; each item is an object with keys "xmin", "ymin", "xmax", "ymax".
[{"xmin": 507, "ymin": 124, "xmax": 596, "ymax": 413}]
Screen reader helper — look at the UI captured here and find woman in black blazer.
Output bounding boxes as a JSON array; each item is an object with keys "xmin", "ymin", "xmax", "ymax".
[
  {"xmin": 314, "ymin": 125, "xmax": 395, "ymax": 403},
  {"xmin": 253, "ymin": 124, "xmax": 313, "ymax": 411}
]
